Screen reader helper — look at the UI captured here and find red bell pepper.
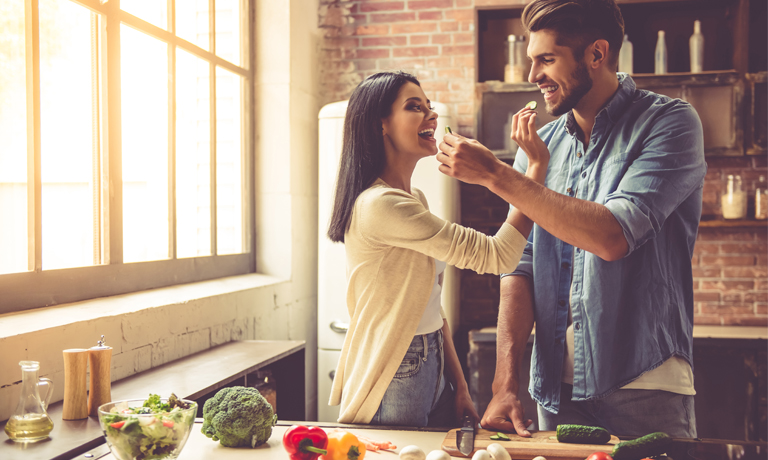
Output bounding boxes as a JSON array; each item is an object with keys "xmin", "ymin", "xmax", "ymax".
[{"xmin": 283, "ymin": 425, "xmax": 329, "ymax": 460}]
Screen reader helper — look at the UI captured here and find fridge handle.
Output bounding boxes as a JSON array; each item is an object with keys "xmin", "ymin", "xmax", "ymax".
[{"xmin": 330, "ymin": 321, "xmax": 349, "ymax": 333}]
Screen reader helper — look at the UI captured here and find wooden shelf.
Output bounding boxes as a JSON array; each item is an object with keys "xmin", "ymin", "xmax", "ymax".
[{"xmin": 699, "ymin": 219, "xmax": 768, "ymax": 228}]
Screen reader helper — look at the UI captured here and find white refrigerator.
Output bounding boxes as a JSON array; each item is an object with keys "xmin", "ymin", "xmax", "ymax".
[{"xmin": 317, "ymin": 100, "xmax": 458, "ymax": 422}]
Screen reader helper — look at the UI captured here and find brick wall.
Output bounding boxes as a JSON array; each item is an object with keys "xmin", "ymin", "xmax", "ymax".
[{"xmin": 317, "ymin": 0, "xmax": 768, "ymax": 361}]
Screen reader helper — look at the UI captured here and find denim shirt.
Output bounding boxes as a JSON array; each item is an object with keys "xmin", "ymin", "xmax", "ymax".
[{"xmin": 504, "ymin": 74, "xmax": 706, "ymax": 413}]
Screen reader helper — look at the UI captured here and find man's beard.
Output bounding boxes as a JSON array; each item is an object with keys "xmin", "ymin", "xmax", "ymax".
[{"xmin": 545, "ymin": 61, "xmax": 593, "ymax": 117}]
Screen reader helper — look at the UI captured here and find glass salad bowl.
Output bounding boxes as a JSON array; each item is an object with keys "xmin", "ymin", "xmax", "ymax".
[{"xmin": 98, "ymin": 396, "xmax": 197, "ymax": 460}]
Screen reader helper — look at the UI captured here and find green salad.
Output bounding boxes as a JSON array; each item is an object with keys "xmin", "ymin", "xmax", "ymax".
[{"xmin": 101, "ymin": 394, "xmax": 197, "ymax": 460}]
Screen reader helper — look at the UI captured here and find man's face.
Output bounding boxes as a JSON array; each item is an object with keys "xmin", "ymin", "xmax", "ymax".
[{"xmin": 527, "ymin": 30, "xmax": 593, "ymax": 117}]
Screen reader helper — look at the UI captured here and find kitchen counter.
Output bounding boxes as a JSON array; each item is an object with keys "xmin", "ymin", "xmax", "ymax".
[
  {"xmin": 0, "ymin": 340, "xmax": 305, "ymax": 460},
  {"xmin": 86, "ymin": 422, "xmax": 768, "ymax": 460}
]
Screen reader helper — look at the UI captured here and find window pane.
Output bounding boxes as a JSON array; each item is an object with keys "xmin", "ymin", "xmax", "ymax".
[
  {"xmin": 176, "ymin": 49, "xmax": 211, "ymax": 258},
  {"xmin": 215, "ymin": 66, "xmax": 242, "ymax": 255},
  {"xmin": 121, "ymin": 0, "xmax": 168, "ymax": 31},
  {"xmin": 215, "ymin": 0, "xmax": 241, "ymax": 66},
  {"xmin": 176, "ymin": 0, "xmax": 209, "ymax": 51},
  {"xmin": 39, "ymin": 0, "xmax": 99, "ymax": 270},
  {"xmin": 121, "ymin": 25, "xmax": 169, "ymax": 263},
  {"xmin": 0, "ymin": 0, "xmax": 28, "ymax": 275}
]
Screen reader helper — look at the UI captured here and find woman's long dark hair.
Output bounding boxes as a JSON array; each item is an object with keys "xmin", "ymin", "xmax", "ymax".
[{"xmin": 326, "ymin": 71, "xmax": 420, "ymax": 243}]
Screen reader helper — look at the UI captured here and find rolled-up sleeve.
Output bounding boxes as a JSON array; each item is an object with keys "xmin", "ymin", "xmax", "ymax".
[{"xmin": 603, "ymin": 102, "xmax": 706, "ymax": 255}]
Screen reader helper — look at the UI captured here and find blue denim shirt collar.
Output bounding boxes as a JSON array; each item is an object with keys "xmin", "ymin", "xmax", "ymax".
[{"xmin": 564, "ymin": 73, "xmax": 635, "ymax": 138}]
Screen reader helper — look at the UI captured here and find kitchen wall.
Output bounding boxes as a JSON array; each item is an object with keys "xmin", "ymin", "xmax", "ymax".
[
  {"xmin": 317, "ymin": 0, "xmax": 768, "ymax": 361},
  {"xmin": 0, "ymin": 0, "xmax": 323, "ymax": 423}
]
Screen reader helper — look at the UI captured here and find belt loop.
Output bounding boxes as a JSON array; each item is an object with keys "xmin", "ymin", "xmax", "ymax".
[{"xmin": 421, "ymin": 334, "xmax": 428, "ymax": 362}]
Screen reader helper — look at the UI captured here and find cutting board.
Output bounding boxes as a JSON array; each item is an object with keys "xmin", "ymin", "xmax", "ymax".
[{"xmin": 442, "ymin": 429, "xmax": 620, "ymax": 460}]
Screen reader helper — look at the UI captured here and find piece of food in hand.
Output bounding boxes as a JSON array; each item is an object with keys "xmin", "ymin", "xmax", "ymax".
[
  {"xmin": 556, "ymin": 424, "xmax": 611, "ymax": 444},
  {"xmin": 611, "ymin": 432, "xmax": 672, "ymax": 460},
  {"xmin": 489, "ymin": 432, "xmax": 511, "ymax": 441},
  {"xmin": 354, "ymin": 432, "xmax": 396, "ymax": 452},
  {"xmin": 283, "ymin": 425, "xmax": 328, "ymax": 460},
  {"xmin": 399, "ymin": 445, "xmax": 426, "ymax": 460},
  {"xmin": 586, "ymin": 452, "xmax": 614, "ymax": 460},
  {"xmin": 320, "ymin": 430, "xmax": 366, "ymax": 460},
  {"xmin": 445, "ymin": 126, "xmax": 453, "ymax": 134},
  {"xmin": 485, "ymin": 443, "xmax": 511, "ymax": 460},
  {"xmin": 472, "ymin": 449, "xmax": 492, "ymax": 460},
  {"xmin": 200, "ymin": 386, "xmax": 277, "ymax": 448},
  {"xmin": 425, "ymin": 450, "xmax": 451, "ymax": 460},
  {"xmin": 524, "ymin": 101, "xmax": 538, "ymax": 110}
]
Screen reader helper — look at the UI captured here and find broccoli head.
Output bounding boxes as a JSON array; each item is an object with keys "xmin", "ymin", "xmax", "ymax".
[{"xmin": 201, "ymin": 386, "xmax": 278, "ymax": 448}]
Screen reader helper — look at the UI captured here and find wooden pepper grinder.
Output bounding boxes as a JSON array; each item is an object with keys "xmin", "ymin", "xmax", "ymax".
[
  {"xmin": 62, "ymin": 348, "xmax": 89, "ymax": 420},
  {"xmin": 88, "ymin": 335, "xmax": 112, "ymax": 417}
]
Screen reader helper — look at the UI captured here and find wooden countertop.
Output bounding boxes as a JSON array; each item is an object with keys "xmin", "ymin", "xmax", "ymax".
[{"xmin": 0, "ymin": 340, "xmax": 305, "ymax": 460}]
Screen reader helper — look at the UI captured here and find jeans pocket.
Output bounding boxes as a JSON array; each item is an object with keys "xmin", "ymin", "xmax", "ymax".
[{"xmin": 394, "ymin": 351, "xmax": 422, "ymax": 378}]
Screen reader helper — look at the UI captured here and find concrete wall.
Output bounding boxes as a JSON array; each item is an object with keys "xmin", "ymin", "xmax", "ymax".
[{"xmin": 0, "ymin": 0, "xmax": 322, "ymax": 423}]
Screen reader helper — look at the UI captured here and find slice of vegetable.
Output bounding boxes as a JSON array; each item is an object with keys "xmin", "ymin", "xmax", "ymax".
[
  {"xmin": 445, "ymin": 126, "xmax": 453, "ymax": 134},
  {"xmin": 162, "ymin": 420, "xmax": 174, "ymax": 428},
  {"xmin": 489, "ymin": 432, "xmax": 511, "ymax": 441},
  {"xmin": 525, "ymin": 101, "xmax": 538, "ymax": 110},
  {"xmin": 109, "ymin": 421, "xmax": 126, "ymax": 429}
]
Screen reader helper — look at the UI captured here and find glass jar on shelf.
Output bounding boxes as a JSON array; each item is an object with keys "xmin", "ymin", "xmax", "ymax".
[
  {"xmin": 755, "ymin": 175, "xmax": 768, "ymax": 220},
  {"xmin": 721, "ymin": 174, "xmax": 747, "ymax": 220},
  {"xmin": 504, "ymin": 35, "xmax": 529, "ymax": 83}
]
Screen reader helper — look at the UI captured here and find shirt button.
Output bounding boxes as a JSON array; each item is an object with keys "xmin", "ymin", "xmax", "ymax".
[
  {"xmin": 576, "ymin": 248, "xmax": 581, "ymax": 253},
  {"xmin": 574, "ymin": 323, "xmax": 581, "ymax": 331},
  {"xmin": 566, "ymin": 187, "xmax": 573, "ymax": 194},
  {"xmin": 582, "ymin": 172, "xmax": 587, "ymax": 178},
  {"xmin": 558, "ymin": 300, "xmax": 566, "ymax": 307},
  {"xmin": 561, "ymin": 262, "xmax": 569, "ymax": 269},
  {"xmin": 577, "ymin": 152, "xmax": 582, "ymax": 158}
]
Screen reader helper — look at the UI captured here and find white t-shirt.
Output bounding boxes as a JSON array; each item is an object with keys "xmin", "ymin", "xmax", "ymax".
[{"xmin": 415, "ymin": 259, "xmax": 446, "ymax": 335}]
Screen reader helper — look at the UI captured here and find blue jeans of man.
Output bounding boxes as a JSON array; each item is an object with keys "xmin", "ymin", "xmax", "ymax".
[
  {"xmin": 537, "ymin": 383, "xmax": 697, "ymax": 437},
  {"xmin": 370, "ymin": 329, "xmax": 455, "ymax": 427}
]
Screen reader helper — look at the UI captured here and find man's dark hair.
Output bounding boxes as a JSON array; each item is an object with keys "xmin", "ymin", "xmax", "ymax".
[
  {"xmin": 327, "ymin": 71, "xmax": 420, "ymax": 243},
  {"xmin": 522, "ymin": 0, "xmax": 625, "ymax": 69}
]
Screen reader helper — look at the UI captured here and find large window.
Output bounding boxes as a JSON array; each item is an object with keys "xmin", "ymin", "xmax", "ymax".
[{"xmin": 0, "ymin": 0, "xmax": 253, "ymax": 314}]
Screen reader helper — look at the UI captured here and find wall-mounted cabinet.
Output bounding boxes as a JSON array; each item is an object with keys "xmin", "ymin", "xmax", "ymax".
[{"xmin": 475, "ymin": 0, "xmax": 767, "ymax": 157}]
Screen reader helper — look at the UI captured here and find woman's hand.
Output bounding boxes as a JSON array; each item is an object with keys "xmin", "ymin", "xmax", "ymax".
[
  {"xmin": 510, "ymin": 107, "xmax": 550, "ymax": 180},
  {"xmin": 454, "ymin": 386, "xmax": 480, "ymax": 426}
]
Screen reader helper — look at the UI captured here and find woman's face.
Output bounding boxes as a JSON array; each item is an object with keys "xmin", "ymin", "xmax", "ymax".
[{"xmin": 381, "ymin": 82, "xmax": 439, "ymax": 160}]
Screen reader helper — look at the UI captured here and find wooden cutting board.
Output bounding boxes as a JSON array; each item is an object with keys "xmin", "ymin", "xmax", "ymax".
[{"xmin": 442, "ymin": 428, "xmax": 620, "ymax": 460}]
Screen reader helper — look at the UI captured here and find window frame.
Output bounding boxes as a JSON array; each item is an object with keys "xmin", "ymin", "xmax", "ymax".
[{"xmin": 1, "ymin": 0, "xmax": 255, "ymax": 315}]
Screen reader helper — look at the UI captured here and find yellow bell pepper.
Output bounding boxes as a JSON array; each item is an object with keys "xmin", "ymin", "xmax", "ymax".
[{"xmin": 319, "ymin": 430, "xmax": 366, "ymax": 460}]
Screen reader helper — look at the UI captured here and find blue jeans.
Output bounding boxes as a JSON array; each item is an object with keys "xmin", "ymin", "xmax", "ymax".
[
  {"xmin": 370, "ymin": 329, "xmax": 456, "ymax": 427},
  {"xmin": 537, "ymin": 383, "xmax": 697, "ymax": 437}
]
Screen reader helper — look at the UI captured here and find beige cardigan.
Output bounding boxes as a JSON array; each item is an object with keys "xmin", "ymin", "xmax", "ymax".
[{"xmin": 329, "ymin": 179, "xmax": 528, "ymax": 424}]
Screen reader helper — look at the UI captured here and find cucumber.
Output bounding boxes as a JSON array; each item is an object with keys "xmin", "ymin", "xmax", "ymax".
[
  {"xmin": 556, "ymin": 424, "xmax": 611, "ymax": 444},
  {"xmin": 611, "ymin": 432, "xmax": 672, "ymax": 460}
]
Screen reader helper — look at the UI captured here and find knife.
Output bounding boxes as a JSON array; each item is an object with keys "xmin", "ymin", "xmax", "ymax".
[{"xmin": 456, "ymin": 414, "xmax": 475, "ymax": 457}]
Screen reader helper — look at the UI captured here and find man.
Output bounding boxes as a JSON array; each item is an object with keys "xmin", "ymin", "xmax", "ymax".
[{"xmin": 437, "ymin": 0, "xmax": 705, "ymax": 438}]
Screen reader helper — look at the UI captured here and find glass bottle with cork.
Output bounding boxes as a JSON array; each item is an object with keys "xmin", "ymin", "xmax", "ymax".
[{"xmin": 721, "ymin": 174, "xmax": 747, "ymax": 220}]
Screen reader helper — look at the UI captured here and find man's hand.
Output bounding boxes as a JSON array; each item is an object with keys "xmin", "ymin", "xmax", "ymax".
[
  {"xmin": 437, "ymin": 133, "xmax": 504, "ymax": 187},
  {"xmin": 481, "ymin": 389, "xmax": 533, "ymax": 437},
  {"xmin": 511, "ymin": 108, "xmax": 550, "ymax": 168}
]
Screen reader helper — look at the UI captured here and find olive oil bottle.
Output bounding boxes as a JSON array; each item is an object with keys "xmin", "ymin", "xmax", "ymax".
[{"xmin": 4, "ymin": 361, "xmax": 54, "ymax": 442}]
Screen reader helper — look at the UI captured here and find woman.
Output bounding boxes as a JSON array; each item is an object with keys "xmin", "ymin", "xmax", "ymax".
[{"xmin": 327, "ymin": 71, "xmax": 547, "ymax": 426}]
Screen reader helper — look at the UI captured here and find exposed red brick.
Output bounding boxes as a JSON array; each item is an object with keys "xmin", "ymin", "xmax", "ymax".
[
  {"xmin": 394, "ymin": 46, "xmax": 440, "ymax": 57},
  {"xmin": 445, "ymin": 8, "xmax": 474, "ymax": 20},
  {"xmin": 419, "ymin": 11, "xmax": 443, "ymax": 20},
  {"xmin": 408, "ymin": 0, "xmax": 454, "ymax": 9},
  {"xmin": 360, "ymin": 1, "xmax": 405, "ymax": 12},
  {"xmin": 442, "ymin": 45, "xmax": 474, "ymax": 55},
  {"xmin": 453, "ymin": 55, "xmax": 474, "ymax": 67},
  {"xmin": 722, "ymin": 293, "xmax": 744, "ymax": 302},
  {"xmin": 355, "ymin": 48, "xmax": 391, "ymax": 59},
  {"xmin": 351, "ymin": 14, "xmax": 367, "ymax": 23},
  {"xmin": 694, "ymin": 291, "xmax": 721, "ymax": 302},
  {"xmin": 371, "ymin": 12, "xmax": 417, "ymax": 22},
  {"xmin": 427, "ymin": 57, "xmax": 452, "ymax": 67},
  {"xmin": 745, "ymin": 291, "xmax": 768, "ymax": 302},
  {"xmin": 700, "ymin": 279, "xmax": 755, "ymax": 291},
  {"xmin": 325, "ymin": 37, "xmax": 360, "ymax": 50},
  {"xmin": 700, "ymin": 303, "xmax": 755, "ymax": 315},
  {"xmin": 757, "ymin": 304, "xmax": 768, "ymax": 314},
  {"xmin": 698, "ymin": 228, "xmax": 758, "ymax": 241},
  {"xmin": 356, "ymin": 59, "xmax": 378, "ymax": 71},
  {"xmin": 438, "ymin": 68, "xmax": 464, "ymax": 78},
  {"xmin": 693, "ymin": 314, "xmax": 723, "ymax": 325},
  {"xmin": 362, "ymin": 36, "xmax": 407, "ymax": 47},
  {"xmin": 723, "ymin": 315, "xmax": 768, "ymax": 326},
  {"xmin": 456, "ymin": 0, "xmax": 472, "ymax": 6},
  {"xmin": 693, "ymin": 242, "xmax": 719, "ymax": 255},
  {"xmin": 431, "ymin": 33, "xmax": 452, "ymax": 44},
  {"xmin": 721, "ymin": 242, "xmax": 767, "ymax": 254},
  {"xmin": 415, "ymin": 69, "xmax": 434, "ymax": 80},
  {"xmin": 700, "ymin": 255, "xmax": 755, "ymax": 266},
  {"xmin": 450, "ymin": 80, "xmax": 473, "ymax": 92},
  {"xmin": 459, "ymin": 20, "xmax": 475, "ymax": 31},
  {"xmin": 355, "ymin": 24, "xmax": 390, "ymax": 35},
  {"xmin": 440, "ymin": 21, "xmax": 460, "ymax": 32},
  {"xmin": 723, "ymin": 266, "xmax": 768, "ymax": 277},
  {"xmin": 421, "ymin": 80, "xmax": 450, "ymax": 92},
  {"xmin": 392, "ymin": 22, "xmax": 438, "ymax": 34},
  {"xmin": 410, "ymin": 35, "xmax": 430, "ymax": 45},
  {"xmin": 454, "ymin": 32, "xmax": 473, "ymax": 44}
]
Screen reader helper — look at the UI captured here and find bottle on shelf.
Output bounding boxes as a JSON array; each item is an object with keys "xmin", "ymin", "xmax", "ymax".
[
  {"xmin": 619, "ymin": 34, "xmax": 633, "ymax": 74},
  {"xmin": 690, "ymin": 20, "xmax": 704, "ymax": 73},
  {"xmin": 655, "ymin": 30, "xmax": 667, "ymax": 74},
  {"xmin": 721, "ymin": 174, "xmax": 747, "ymax": 220},
  {"xmin": 755, "ymin": 175, "xmax": 768, "ymax": 220}
]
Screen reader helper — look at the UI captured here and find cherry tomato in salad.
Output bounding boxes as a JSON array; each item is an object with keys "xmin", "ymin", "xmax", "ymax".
[
  {"xmin": 110, "ymin": 421, "xmax": 126, "ymax": 429},
  {"xmin": 586, "ymin": 452, "xmax": 613, "ymax": 460},
  {"xmin": 162, "ymin": 420, "xmax": 175, "ymax": 428}
]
